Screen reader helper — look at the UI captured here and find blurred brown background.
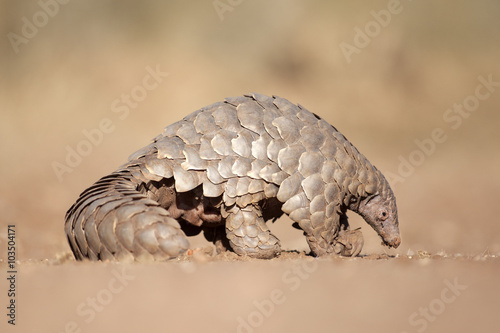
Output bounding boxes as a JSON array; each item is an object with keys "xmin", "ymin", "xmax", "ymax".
[
  {"xmin": 1, "ymin": 1, "xmax": 499, "ymax": 332},
  {"xmin": 2, "ymin": 0, "xmax": 499, "ymax": 259}
]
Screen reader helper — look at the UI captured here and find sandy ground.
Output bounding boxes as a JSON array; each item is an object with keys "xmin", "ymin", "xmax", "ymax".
[
  {"xmin": 1, "ymin": 1, "xmax": 500, "ymax": 332},
  {"xmin": 3, "ymin": 253, "xmax": 500, "ymax": 332}
]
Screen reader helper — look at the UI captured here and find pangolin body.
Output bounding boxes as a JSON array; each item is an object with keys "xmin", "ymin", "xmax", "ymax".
[{"xmin": 65, "ymin": 93, "xmax": 400, "ymax": 261}]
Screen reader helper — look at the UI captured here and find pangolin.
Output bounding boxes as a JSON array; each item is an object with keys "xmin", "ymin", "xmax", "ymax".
[{"xmin": 65, "ymin": 93, "xmax": 400, "ymax": 261}]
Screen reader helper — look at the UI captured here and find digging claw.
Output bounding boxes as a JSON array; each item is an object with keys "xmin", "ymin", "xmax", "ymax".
[{"xmin": 333, "ymin": 228, "xmax": 364, "ymax": 257}]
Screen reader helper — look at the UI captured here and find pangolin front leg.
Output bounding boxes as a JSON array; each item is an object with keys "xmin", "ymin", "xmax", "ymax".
[{"xmin": 332, "ymin": 213, "xmax": 364, "ymax": 257}]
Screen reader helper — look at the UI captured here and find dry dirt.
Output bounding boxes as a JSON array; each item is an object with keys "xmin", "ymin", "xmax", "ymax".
[
  {"xmin": 3, "ymin": 251, "xmax": 500, "ymax": 333},
  {"xmin": 1, "ymin": 1, "xmax": 500, "ymax": 332}
]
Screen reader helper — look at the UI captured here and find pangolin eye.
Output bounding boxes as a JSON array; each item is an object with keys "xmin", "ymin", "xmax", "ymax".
[{"xmin": 379, "ymin": 209, "xmax": 389, "ymax": 221}]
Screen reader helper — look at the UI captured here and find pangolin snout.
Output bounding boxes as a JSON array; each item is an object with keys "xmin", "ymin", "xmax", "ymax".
[
  {"xmin": 390, "ymin": 236, "xmax": 401, "ymax": 248},
  {"xmin": 382, "ymin": 235, "xmax": 401, "ymax": 248}
]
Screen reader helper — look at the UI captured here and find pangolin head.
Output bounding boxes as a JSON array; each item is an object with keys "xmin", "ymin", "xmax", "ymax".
[{"xmin": 357, "ymin": 174, "xmax": 401, "ymax": 249}]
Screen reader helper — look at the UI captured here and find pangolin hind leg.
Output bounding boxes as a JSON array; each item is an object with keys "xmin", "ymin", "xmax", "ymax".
[
  {"xmin": 203, "ymin": 225, "xmax": 231, "ymax": 254},
  {"xmin": 223, "ymin": 204, "xmax": 281, "ymax": 259}
]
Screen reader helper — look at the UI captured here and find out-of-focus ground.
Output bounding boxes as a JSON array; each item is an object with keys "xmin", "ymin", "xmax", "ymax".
[{"xmin": 0, "ymin": 1, "xmax": 499, "ymax": 332}]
